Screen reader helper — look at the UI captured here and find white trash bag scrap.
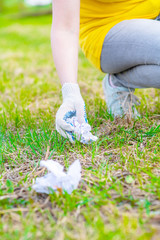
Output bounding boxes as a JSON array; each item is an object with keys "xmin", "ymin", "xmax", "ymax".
[
  {"xmin": 67, "ymin": 117, "xmax": 98, "ymax": 144},
  {"xmin": 32, "ymin": 159, "xmax": 81, "ymax": 195}
]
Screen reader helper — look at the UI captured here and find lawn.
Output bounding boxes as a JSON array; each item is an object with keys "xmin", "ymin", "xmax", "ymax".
[{"xmin": 0, "ymin": 13, "xmax": 160, "ymax": 240}]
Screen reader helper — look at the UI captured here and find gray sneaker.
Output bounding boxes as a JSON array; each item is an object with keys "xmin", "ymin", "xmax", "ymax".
[{"xmin": 103, "ymin": 74, "xmax": 141, "ymax": 118}]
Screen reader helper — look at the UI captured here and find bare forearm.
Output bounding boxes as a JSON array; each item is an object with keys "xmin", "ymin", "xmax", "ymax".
[
  {"xmin": 51, "ymin": 0, "xmax": 80, "ymax": 86},
  {"xmin": 51, "ymin": 29, "xmax": 79, "ymax": 85}
]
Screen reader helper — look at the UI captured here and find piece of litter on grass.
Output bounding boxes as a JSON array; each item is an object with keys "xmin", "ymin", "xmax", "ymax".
[
  {"xmin": 32, "ymin": 159, "xmax": 81, "ymax": 195},
  {"xmin": 66, "ymin": 117, "xmax": 98, "ymax": 144}
]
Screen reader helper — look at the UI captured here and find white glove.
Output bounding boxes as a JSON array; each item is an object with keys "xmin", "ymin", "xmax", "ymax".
[{"xmin": 56, "ymin": 83, "xmax": 87, "ymax": 142}]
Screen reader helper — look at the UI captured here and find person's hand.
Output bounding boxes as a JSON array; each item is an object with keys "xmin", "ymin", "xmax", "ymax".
[{"xmin": 56, "ymin": 83, "xmax": 87, "ymax": 142}]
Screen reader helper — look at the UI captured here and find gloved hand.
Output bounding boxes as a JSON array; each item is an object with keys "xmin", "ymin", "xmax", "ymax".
[{"xmin": 56, "ymin": 83, "xmax": 87, "ymax": 142}]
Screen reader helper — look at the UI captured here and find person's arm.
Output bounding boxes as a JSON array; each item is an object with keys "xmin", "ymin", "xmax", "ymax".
[
  {"xmin": 51, "ymin": 0, "xmax": 80, "ymax": 85},
  {"xmin": 51, "ymin": 0, "xmax": 87, "ymax": 142}
]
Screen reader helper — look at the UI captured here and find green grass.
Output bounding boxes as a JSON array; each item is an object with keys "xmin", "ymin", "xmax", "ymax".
[{"xmin": 0, "ymin": 14, "xmax": 160, "ymax": 240}]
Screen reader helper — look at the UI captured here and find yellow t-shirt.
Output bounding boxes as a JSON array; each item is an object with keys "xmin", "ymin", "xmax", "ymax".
[{"xmin": 80, "ymin": 0, "xmax": 160, "ymax": 70}]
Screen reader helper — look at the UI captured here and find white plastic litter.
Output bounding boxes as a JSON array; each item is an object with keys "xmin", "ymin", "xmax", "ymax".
[
  {"xmin": 67, "ymin": 117, "xmax": 98, "ymax": 144},
  {"xmin": 32, "ymin": 159, "xmax": 81, "ymax": 194}
]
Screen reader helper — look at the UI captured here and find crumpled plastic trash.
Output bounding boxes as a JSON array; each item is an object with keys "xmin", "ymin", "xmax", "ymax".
[
  {"xmin": 67, "ymin": 117, "xmax": 98, "ymax": 144},
  {"xmin": 32, "ymin": 159, "xmax": 81, "ymax": 194}
]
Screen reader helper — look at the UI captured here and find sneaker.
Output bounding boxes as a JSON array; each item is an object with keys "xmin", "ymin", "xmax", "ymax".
[{"xmin": 103, "ymin": 74, "xmax": 141, "ymax": 118}]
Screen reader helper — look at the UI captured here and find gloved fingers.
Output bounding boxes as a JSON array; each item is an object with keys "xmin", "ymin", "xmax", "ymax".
[
  {"xmin": 84, "ymin": 104, "xmax": 88, "ymax": 123},
  {"xmin": 75, "ymin": 101, "xmax": 88, "ymax": 124},
  {"xmin": 56, "ymin": 118, "xmax": 74, "ymax": 132},
  {"xmin": 56, "ymin": 126, "xmax": 75, "ymax": 143},
  {"xmin": 56, "ymin": 104, "xmax": 75, "ymax": 131}
]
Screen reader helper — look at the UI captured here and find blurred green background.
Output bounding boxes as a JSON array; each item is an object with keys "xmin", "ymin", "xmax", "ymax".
[{"xmin": 0, "ymin": 0, "xmax": 52, "ymax": 24}]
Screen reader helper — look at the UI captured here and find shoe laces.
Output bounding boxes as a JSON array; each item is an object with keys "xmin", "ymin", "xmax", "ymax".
[{"xmin": 116, "ymin": 90, "xmax": 141, "ymax": 109}]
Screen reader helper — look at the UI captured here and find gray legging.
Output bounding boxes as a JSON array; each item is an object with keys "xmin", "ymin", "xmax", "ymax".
[{"xmin": 100, "ymin": 15, "xmax": 160, "ymax": 89}]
